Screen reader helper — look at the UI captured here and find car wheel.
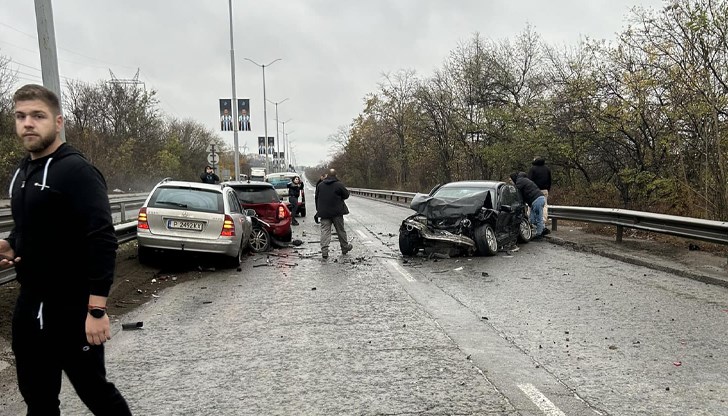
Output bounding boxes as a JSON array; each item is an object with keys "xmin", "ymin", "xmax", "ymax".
[
  {"xmin": 474, "ymin": 224, "xmax": 498, "ymax": 256},
  {"xmin": 399, "ymin": 230, "xmax": 420, "ymax": 256},
  {"xmin": 223, "ymin": 242, "xmax": 243, "ymax": 268},
  {"xmin": 249, "ymin": 226, "xmax": 271, "ymax": 252},
  {"xmin": 517, "ymin": 218, "xmax": 532, "ymax": 243},
  {"xmin": 138, "ymin": 246, "xmax": 154, "ymax": 265}
]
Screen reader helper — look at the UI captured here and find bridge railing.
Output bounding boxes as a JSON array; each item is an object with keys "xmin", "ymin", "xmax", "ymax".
[{"xmin": 348, "ymin": 187, "xmax": 728, "ymax": 246}]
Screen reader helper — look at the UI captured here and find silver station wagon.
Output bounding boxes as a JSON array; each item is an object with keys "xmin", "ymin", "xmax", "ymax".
[{"xmin": 136, "ymin": 179, "xmax": 253, "ymax": 268}]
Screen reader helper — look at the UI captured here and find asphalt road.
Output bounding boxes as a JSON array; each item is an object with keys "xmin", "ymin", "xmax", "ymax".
[{"xmin": 3, "ymin": 191, "xmax": 727, "ymax": 415}]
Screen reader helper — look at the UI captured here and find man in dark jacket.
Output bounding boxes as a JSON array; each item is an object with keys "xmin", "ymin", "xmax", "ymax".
[
  {"xmin": 510, "ymin": 171, "xmax": 546, "ymax": 240},
  {"xmin": 200, "ymin": 165, "xmax": 220, "ymax": 184},
  {"xmin": 528, "ymin": 156, "xmax": 552, "ymax": 232},
  {"xmin": 315, "ymin": 169, "xmax": 353, "ymax": 258},
  {"xmin": 0, "ymin": 84, "xmax": 131, "ymax": 415}
]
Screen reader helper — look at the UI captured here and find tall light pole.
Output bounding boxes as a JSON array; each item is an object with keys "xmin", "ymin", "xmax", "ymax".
[
  {"xmin": 34, "ymin": 0, "xmax": 65, "ymax": 142},
  {"xmin": 244, "ymin": 57, "xmax": 281, "ymax": 173},
  {"xmin": 227, "ymin": 0, "xmax": 241, "ymax": 179},
  {"xmin": 280, "ymin": 120, "xmax": 292, "ymax": 171},
  {"xmin": 268, "ymin": 97, "xmax": 289, "ymax": 173}
]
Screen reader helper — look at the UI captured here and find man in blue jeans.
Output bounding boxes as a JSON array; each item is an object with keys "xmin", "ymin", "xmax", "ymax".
[{"xmin": 510, "ymin": 172, "xmax": 546, "ymax": 240}]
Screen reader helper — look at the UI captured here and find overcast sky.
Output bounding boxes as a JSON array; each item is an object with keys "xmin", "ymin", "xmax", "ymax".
[{"xmin": 1, "ymin": 0, "xmax": 666, "ymax": 167}]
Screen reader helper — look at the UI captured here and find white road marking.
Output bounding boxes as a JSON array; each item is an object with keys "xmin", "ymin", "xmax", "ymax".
[
  {"xmin": 386, "ymin": 259, "xmax": 416, "ymax": 282},
  {"xmin": 517, "ymin": 383, "xmax": 567, "ymax": 416},
  {"xmin": 356, "ymin": 229, "xmax": 368, "ymax": 239}
]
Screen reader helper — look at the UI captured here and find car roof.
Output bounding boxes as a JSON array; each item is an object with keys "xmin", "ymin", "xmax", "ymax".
[
  {"xmin": 222, "ymin": 180, "xmax": 275, "ymax": 189},
  {"xmin": 155, "ymin": 180, "xmax": 227, "ymax": 193},
  {"xmin": 439, "ymin": 180, "xmax": 505, "ymax": 189},
  {"xmin": 265, "ymin": 172, "xmax": 298, "ymax": 179}
]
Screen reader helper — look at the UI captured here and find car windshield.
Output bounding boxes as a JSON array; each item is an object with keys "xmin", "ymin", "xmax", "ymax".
[
  {"xmin": 432, "ymin": 186, "xmax": 487, "ymax": 200},
  {"xmin": 234, "ymin": 187, "xmax": 280, "ymax": 204},
  {"xmin": 148, "ymin": 187, "xmax": 223, "ymax": 213}
]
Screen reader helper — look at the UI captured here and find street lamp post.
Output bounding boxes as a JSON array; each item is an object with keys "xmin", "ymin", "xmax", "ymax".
[
  {"xmin": 244, "ymin": 57, "xmax": 281, "ymax": 174},
  {"xmin": 280, "ymin": 120, "xmax": 292, "ymax": 171},
  {"xmin": 268, "ymin": 97, "xmax": 289, "ymax": 173},
  {"xmin": 227, "ymin": 0, "xmax": 241, "ymax": 179}
]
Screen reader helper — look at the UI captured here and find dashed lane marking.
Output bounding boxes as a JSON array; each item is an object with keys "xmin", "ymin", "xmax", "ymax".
[
  {"xmin": 386, "ymin": 259, "xmax": 416, "ymax": 282},
  {"xmin": 517, "ymin": 383, "xmax": 567, "ymax": 416}
]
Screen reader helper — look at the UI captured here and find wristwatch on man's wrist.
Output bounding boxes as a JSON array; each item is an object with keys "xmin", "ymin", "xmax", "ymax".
[{"xmin": 88, "ymin": 305, "xmax": 107, "ymax": 319}]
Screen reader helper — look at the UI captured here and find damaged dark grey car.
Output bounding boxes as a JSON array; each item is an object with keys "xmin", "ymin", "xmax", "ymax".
[{"xmin": 399, "ymin": 180, "xmax": 532, "ymax": 257}]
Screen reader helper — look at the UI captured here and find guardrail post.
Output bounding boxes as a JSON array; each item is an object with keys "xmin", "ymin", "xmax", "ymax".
[
  {"xmin": 119, "ymin": 202, "xmax": 127, "ymax": 223},
  {"xmin": 552, "ymin": 218, "xmax": 558, "ymax": 232},
  {"xmin": 616, "ymin": 225, "xmax": 623, "ymax": 243}
]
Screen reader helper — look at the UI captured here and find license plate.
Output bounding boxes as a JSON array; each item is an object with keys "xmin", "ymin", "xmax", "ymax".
[{"xmin": 167, "ymin": 219, "xmax": 204, "ymax": 231}]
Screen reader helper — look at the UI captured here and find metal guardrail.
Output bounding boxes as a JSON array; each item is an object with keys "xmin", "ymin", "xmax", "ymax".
[
  {"xmin": 349, "ymin": 187, "xmax": 728, "ymax": 246},
  {"xmin": 0, "ymin": 195, "xmax": 147, "ymax": 285},
  {"xmin": 3, "ymin": 188, "xmax": 726, "ymax": 285}
]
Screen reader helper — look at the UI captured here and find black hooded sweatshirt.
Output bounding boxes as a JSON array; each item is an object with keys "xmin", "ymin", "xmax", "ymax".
[
  {"xmin": 6, "ymin": 143, "xmax": 117, "ymax": 301},
  {"xmin": 527, "ymin": 157, "xmax": 551, "ymax": 191},
  {"xmin": 510, "ymin": 172, "xmax": 543, "ymax": 206}
]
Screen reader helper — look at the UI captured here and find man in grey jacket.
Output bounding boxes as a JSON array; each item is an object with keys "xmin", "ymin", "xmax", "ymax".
[{"xmin": 314, "ymin": 169, "xmax": 353, "ymax": 259}]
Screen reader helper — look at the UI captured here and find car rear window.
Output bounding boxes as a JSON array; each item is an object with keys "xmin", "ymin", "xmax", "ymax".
[
  {"xmin": 148, "ymin": 187, "xmax": 224, "ymax": 213},
  {"xmin": 267, "ymin": 179, "xmax": 290, "ymax": 189},
  {"xmin": 233, "ymin": 187, "xmax": 280, "ymax": 204}
]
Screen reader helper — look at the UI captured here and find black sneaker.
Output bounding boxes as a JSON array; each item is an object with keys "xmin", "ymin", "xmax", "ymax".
[
  {"xmin": 342, "ymin": 243, "xmax": 353, "ymax": 255},
  {"xmin": 322, "ymin": 250, "xmax": 329, "ymax": 259},
  {"xmin": 292, "ymin": 220, "xmax": 300, "ymax": 226},
  {"xmin": 542, "ymin": 228, "xmax": 551, "ymax": 235}
]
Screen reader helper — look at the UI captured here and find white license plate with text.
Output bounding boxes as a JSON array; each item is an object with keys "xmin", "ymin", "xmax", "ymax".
[{"xmin": 167, "ymin": 219, "xmax": 204, "ymax": 231}]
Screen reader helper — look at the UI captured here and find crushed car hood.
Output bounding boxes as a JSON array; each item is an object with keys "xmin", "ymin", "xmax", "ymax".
[{"xmin": 410, "ymin": 191, "xmax": 493, "ymax": 219}]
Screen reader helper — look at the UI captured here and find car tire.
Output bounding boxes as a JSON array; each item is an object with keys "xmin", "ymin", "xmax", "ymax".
[
  {"xmin": 223, "ymin": 242, "xmax": 243, "ymax": 268},
  {"xmin": 249, "ymin": 226, "xmax": 271, "ymax": 252},
  {"xmin": 474, "ymin": 224, "xmax": 498, "ymax": 256},
  {"xmin": 517, "ymin": 218, "xmax": 532, "ymax": 243},
  {"xmin": 399, "ymin": 230, "xmax": 420, "ymax": 256},
  {"xmin": 138, "ymin": 246, "xmax": 154, "ymax": 265}
]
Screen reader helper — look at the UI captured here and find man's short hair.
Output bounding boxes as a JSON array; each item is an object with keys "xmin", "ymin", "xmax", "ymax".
[{"xmin": 13, "ymin": 84, "xmax": 61, "ymax": 116}]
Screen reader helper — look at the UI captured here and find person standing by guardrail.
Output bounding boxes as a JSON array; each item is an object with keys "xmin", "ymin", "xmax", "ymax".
[
  {"xmin": 0, "ymin": 84, "xmax": 131, "ymax": 415},
  {"xmin": 511, "ymin": 171, "xmax": 546, "ymax": 241},
  {"xmin": 528, "ymin": 156, "xmax": 552, "ymax": 234},
  {"xmin": 200, "ymin": 165, "xmax": 220, "ymax": 184}
]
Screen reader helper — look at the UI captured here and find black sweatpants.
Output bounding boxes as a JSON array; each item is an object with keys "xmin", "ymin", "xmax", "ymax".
[{"xmin": 12, "ymin": 293, "xmax": 131, "ymax": 416}]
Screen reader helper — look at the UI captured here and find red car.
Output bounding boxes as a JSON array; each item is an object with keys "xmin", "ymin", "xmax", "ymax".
[{"xmin": 223, "ymin": 181, "xmax": 292, "ymax": 252}]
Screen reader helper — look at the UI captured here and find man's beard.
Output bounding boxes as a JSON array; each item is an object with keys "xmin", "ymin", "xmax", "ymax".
[{"xmin": 24, "ymin": 131, "xmax": 56, "ymax": 153}]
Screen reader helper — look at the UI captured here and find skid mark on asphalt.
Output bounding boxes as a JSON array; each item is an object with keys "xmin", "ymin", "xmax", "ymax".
[{"xmin": 517, "ymin": 383, "xmax": 566, "ymax": 416}]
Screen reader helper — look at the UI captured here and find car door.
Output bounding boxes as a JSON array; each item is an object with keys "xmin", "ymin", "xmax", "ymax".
[
  {"xmin": 226, "ymin": 190, "xmax": 247, "ymax": 247},
  {"xmin": 498, "ymin": 184, "xmax": 525, "ymax": 241}
]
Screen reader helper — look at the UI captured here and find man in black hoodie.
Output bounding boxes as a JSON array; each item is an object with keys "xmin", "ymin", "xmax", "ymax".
[
  {"xmin": 0, "ymin": 84, "xmax": 131, "ymax": 415},
  {"xmin": 510, "ymin": 171, "xmax": 547, "ymax": 240},
  {"xmin": 314, "ymin": 169, "xmax": 353, "ymax": 258},
  {"xmin": 528, "ymin": 156, "xmax": 552, "ymax": 233}
]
